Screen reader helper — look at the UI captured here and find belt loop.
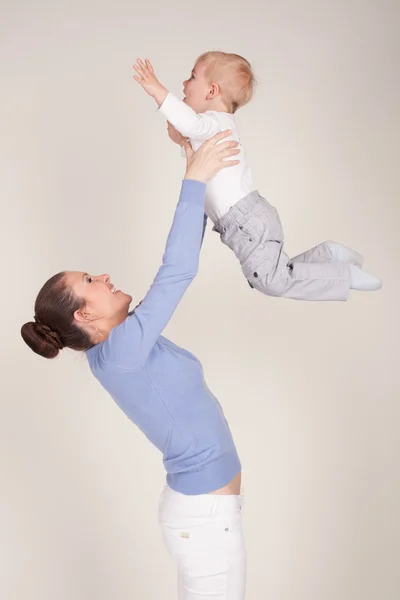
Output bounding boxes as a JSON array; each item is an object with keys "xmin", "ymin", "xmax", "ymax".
[
  {"xmin": 210, "ymin": 496, "xmax": 219, "ymax": 519},
  {"xmin": 239, "ymin": 487, "xmax": 245, "ymax": 513},
  {"xmin": 158, "ymin": 483, "xmax": 169, "ymax": 517}
]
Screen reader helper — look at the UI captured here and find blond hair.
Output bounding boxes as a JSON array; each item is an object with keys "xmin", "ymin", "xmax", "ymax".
[{"xmin": 195, "ymin": 51, "xmax": 256, "ymax": 113}]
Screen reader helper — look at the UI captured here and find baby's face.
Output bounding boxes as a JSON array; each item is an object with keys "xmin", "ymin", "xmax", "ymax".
[{"xmin": 182, "ymin": 61, "xmax": 211, "ymax": 113}]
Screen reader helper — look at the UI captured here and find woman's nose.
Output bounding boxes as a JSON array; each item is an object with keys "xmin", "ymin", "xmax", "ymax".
[{"xmin": 100, "ymin": 274, "xmax": 110, "ymax": 283}]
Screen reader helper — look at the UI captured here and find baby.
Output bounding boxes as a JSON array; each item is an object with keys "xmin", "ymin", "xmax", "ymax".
[{"xmin": 133, "ymin": 53, "xmax": 382, "ymax": 301}]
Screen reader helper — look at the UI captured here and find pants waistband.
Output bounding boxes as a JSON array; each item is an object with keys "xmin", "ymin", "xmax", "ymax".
[{"xmin": 213, "ymin": 190, "xmax": 264, "ymax": 233}]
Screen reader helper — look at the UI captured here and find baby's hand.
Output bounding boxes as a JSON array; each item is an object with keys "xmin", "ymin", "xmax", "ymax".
[
  {"xmin": 133, "ymin": 58, "xmax": 168, "ymax": 107},
  {"xmin": 167, "ymin": 122, "xmax": 189, "ymax": 146}
]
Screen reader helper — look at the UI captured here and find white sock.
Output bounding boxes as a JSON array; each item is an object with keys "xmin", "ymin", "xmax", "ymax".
[{"xmin": 349, "ymin": 264, "xmax": 382, "ymax": 291}]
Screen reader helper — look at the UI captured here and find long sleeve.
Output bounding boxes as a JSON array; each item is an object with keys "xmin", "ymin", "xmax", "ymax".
[
  {"xmin": 100, "ymin": 179, "xmax": 206, "ymax": 369},
  {"xmin": 159, "ymin": 93, "xmax": 220, "ymax": 141}
]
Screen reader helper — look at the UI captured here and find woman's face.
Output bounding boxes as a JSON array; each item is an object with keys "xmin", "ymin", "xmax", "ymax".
[{"xmin": 65, "ymin": 271, "xmax": 132, "ymax": 324}]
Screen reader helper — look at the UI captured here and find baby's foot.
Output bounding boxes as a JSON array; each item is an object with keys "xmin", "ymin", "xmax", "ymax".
[{"xmin": 349, "ymin": 264, "xmax": 382, "ymax": 291}]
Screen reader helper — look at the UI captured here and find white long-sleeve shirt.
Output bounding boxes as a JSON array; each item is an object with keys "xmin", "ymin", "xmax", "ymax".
[{"xmin": 159, "ymin": 92, "xmax": 255, "ymax": 223}]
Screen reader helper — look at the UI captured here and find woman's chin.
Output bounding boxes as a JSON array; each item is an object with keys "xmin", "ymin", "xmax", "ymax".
[{"xmin": 116, "ymin": 290, "xmax": 132, "ymax": 304}]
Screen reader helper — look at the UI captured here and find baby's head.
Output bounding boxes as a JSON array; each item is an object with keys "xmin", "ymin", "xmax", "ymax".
[{"xmin": 183, "ymin": 51, "xmax": 256, "ymax": 114}]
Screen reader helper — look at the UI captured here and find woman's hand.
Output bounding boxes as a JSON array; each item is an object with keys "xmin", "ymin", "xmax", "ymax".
[
  {"xmin": 167, "ymin": 121, "xmax": 188, "ymax": 146},
  {"xmin": 184, "ymin": 131, "xmax": 240, "ymax": 183}
]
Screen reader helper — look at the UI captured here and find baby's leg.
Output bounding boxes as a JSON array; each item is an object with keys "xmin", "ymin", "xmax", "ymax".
[
  {"xmin": 249, "ymin": 250, "xmax": 352, "ymax": 301},
  {"xmin": 214, "ymin": 193, "xmax": 382, "ymax": 300},
  {"xmin": 248, "ymin": 246, "xmax": 381, "ymax": 299},
  {"xmin": 249, "ymin": 245, "xmax": 381, "ymax": 300},
  {"xmin": 214, "ymin": 193, "xmax": 353, "ymax": 301},
  {"xmin": 290, "ymin": 241, "xmax": 363, "ymax": 268},
  {"xmin": 289, "ymin": 242, "xmax": 381, "ymax": 292}
]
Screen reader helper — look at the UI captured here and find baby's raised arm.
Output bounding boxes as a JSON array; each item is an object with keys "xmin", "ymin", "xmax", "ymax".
[{"xmin": 133, "ymin": 58, "xmax": 220, "ymax": 141}]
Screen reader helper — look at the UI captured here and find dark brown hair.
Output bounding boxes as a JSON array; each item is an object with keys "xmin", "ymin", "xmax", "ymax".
[{"xmin": 21, "ymin": 272, "xmax": 93, "ymax": 359}]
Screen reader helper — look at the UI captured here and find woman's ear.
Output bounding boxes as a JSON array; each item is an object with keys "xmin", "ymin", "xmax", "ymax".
[{"xmin": 74, "ymin": 309, "xmax": 93, "ymax": 324}]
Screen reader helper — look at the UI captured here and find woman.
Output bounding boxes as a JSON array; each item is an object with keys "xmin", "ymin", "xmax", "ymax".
[{"xmin": 21, "ymin": 131, "xmax": 245, "ymax": 599}]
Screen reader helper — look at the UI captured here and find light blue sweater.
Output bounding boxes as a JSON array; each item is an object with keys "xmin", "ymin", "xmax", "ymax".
[{"xmin": 86, "ymin": 180, "xmax": 241, "ymax": 494}]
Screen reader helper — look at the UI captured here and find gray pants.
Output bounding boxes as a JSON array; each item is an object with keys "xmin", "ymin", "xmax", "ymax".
[{"xmin": 213, "ymin": 191, "xmax": 351, "ymax": 301}]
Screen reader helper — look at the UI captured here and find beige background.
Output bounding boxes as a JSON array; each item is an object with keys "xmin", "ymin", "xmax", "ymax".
[{"xmin": 1, "ymin": 1, "xmax": 399, "ymax": 598}]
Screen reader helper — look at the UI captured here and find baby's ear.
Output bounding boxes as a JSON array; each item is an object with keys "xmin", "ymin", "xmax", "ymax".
[{"xmin": 206, "ymin": 83, "xmax": 220, "ymax": 99}]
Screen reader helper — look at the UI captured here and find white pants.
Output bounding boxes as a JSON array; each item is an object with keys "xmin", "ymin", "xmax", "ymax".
[{"xmin": 158, "ymin": 485, "xmax": 247, "ymax": 599}]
